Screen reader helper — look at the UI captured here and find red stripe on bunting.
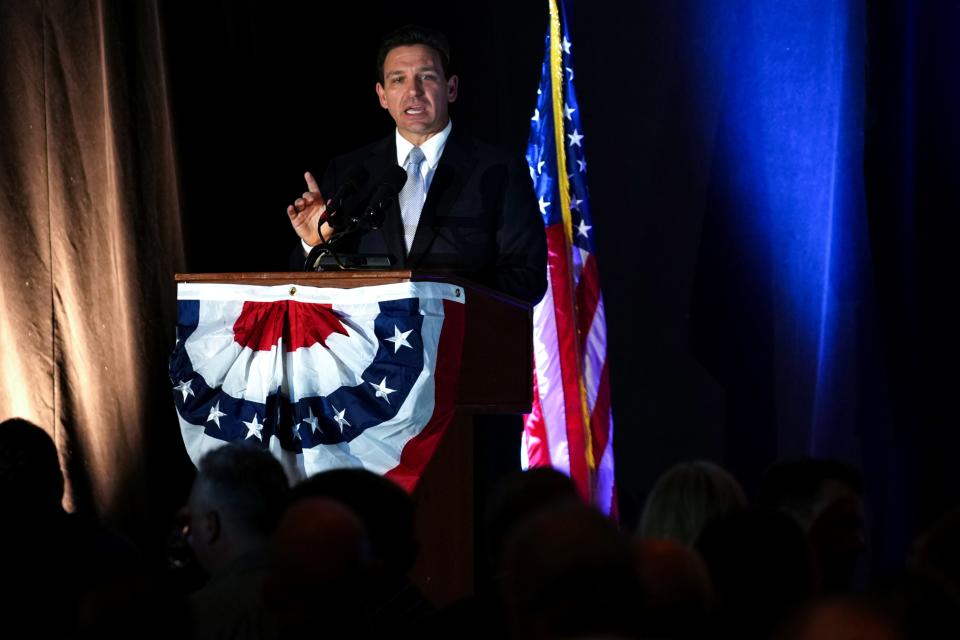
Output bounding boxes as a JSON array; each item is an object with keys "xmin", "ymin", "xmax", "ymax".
[
  {"xmin": 233, "ymin": 300, "xmax": 348, "ymax": 352},
  {"xmin": 545, "ymin": 223, "xmax": 590, "ymax": 501},
  {"xmin": 385, "ymin": 298, "xmax": 465, "ymax": 493}
]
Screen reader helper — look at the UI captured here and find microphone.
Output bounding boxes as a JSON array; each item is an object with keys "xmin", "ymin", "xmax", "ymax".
[
  {"xmin": 321, "ymin": 166, "xmax": 369, "ymax": 231},
  {"xmin": 349, "ymin": 165, "xmax": 408, "ymax": 230}
]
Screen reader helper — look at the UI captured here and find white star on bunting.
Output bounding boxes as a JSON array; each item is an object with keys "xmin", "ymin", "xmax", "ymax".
[
  {"xmin": 332, "ymin": 406, "xmax": 350, "ymax": 432},
  {"xmin": 562, "ymin": 36, "xmax": 572, "ymax": 54},
  {"xmin": 243, "ymin": 414, "xmax": 264, "ymax": 441},
  {"xmin": 385, "ymin": 326, "xmax": 413, "ymax": 353},
  {"xmin": 370, "ymin": 377, "xmax": 396, "ymax": 403},
  {"xmin": 174, "ymin": 379, "xmax": 195, "ymax": 402},
  {"xmin": 564, "ymin": 103, "xmax": 576, "ymax": 120},
  {"xmin": 577, "ymin": 158, "xmax": 587, "ymax": 172},
  {"xmin": 568, "ymin": 129, "xmax": 584, "ymax": 147},
  {"xmin": 301, "ymin": 407, "xmax": 320, "ymax": 435},
  {"xmin": 531, "ymin": 108, "xmax": 540, "ymax": 122},
  {"xmin": 206, "ymin": 402, "xmax": 226, "ymax": 428}
]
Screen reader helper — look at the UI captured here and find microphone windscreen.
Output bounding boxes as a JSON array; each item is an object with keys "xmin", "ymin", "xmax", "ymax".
[
  {"xmin": 383, "ymin": 165, "xmax": 408, "ymax": 191},
  {"xmin": 340, "ymin": 166, "xmax": 369, "ymax": 193}
]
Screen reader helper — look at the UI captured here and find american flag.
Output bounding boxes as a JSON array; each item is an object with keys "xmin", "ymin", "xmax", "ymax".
[
  {"xmin": 523, "ymin": 0, "xmax": 616, "ymax": 516},
  {"xmin": 169, "ymin": 281, "xmax": 465, "ymax": 492}
]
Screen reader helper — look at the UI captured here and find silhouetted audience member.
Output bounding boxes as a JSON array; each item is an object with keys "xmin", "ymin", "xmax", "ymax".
[
  {"xmin": 181, "ymin": 443, "xmax": 290, "ymax": 640},
  {"xmin": 0, "ymin": 417, "xmax": 143, "ymax": 636},
  {"xmin": 638, "ymin": 460, "xmax": 747, "ymax": 547},
  {"xmin": 263, "ymin": 496, "xmax": 371, "ymax": 639},
  {"xmin": 632, "ymin": 537, "xmax": 713, "ymax": 639},
  {"xmin": 290, "ymin": 468, "xmax": 434, "ymax": 635},
  {"xmin": 778, "ymin": 596, "xmax": 901, "ymax": 640},
  {"xmin": 421, "ymin": 467, "xmax": 581, "ymax": 639},
  {"xmin": 696, "ymin": 506, "xmax": 814, "ymax": 639},
  {"xmin": 484, "ymin": 466, "xmax": 582, "ymax": 570},
  {"xmin": 760, "ymin": 457, "xmax": 866, "ymax": 594},
  {"xmin": 912, "ymin": 504, "xmax": 960, "ymax": 596},
  {"xmin": 860, "ymin": 569, "xmax": 960, "ymax": 639},
  {"xmin": 501, "ymin": 501, "xmax": 642, "ymax": 639}
]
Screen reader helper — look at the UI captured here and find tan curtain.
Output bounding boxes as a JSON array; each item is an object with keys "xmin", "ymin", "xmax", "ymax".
[{"xmin": 0, "ymin": 0, "xmax": 184, "ymax": 531}]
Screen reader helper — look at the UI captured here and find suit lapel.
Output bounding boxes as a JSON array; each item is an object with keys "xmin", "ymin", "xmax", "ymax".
[
  {"xmin": 361, "ymin": 137, "xmax": 407, "ymax": 267},
  {"xmin": 408, "ymin": 133, "xmax": 476, "ymax": 267}
]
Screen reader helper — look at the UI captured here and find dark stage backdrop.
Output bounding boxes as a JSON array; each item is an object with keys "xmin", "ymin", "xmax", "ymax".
[{"xmin": 2, "ymin": 0, "xmax": 958, "ymax": 576}]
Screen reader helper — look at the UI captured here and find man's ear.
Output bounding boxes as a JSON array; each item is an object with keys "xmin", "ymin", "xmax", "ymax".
[
  {"xmin": 447, "ymin": 75, "xmax": 459, "ymax": 103},
  {"xmin": 201, "ymin": 510, "xmax": 221, "ymax": 544},
  {"xmin": 375, "ymin": 83, "xmax": 388, "ymax": 109}
]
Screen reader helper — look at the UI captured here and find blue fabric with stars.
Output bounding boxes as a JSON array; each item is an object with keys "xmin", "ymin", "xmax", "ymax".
[
  {"xmin": 169, "ymin": 298, "xmax": 424, "ymax": 454},
  {"xmin": 525, "ymin": 0, "xmax": 596, "ymax": 255}
]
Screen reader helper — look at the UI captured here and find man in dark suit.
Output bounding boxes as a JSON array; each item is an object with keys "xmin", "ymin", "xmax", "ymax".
[{"xmin": 287, "ymin": 25, "xmax": 547, "ymax": 305}]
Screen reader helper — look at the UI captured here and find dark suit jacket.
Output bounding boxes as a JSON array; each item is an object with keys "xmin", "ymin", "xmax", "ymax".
[{"xmin": 293, "ymin": 129, "xmax": 547, "ymax": 305}]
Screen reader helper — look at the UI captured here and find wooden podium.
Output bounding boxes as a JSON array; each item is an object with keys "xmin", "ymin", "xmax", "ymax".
[{"xmin": 175, "ymin": 270, "xmax": 533, "ymax": 605}]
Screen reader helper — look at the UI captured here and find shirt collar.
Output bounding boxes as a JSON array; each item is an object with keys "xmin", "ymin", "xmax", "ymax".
[{"xmin": 395, "ymin": 119, "xmax": 452, "ymax": 169}]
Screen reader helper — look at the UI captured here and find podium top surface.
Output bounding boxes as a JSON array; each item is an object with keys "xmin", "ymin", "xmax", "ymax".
[
  {"xmin": 174, "ymin": 271, "xmax": 530, "ymax": 310},
  {"xmin": 174, "ymin": 270, "xmax": 533, "ymax": 413}
]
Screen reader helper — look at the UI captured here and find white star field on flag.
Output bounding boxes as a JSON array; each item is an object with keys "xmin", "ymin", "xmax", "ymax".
[{"xmin": 539, "ymin": 196, "xmax": 552, "ymax": 215}]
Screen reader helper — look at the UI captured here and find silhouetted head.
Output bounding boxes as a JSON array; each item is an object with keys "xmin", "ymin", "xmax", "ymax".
[
  {"xmin": 759, "ymin": 458, "xmax": 864, "ymax": 531},
  {"xmin": 639, "ymin": 460, "xmax": 746, "ymax": 547},
  {"xmin": 781, "ymin": 596, "xmax": 901, "ymax": 640},
  {"xmin": 485, "ymin": 466, "xmax": 581, "ymax": 568},
  {"xmin": 913, "ymin": 505, "xmax": 960, "ymax": 595},
  {"xmin": 0, "ymin": 418, "xmax": 64, "ymax": 517},
  {"xmin": 761, "ymin": 458, "xmax": 866, "ymax": 593},
  {"xmin": 183, "ymin": 443, "xmax": 289, "ymax": 574},
  {"xmin": 632, "ymin": 537, "xmax": 713, "ymax": 638},
  {"xmin": 292, "ymin": 467, "xmax": 417, "ymax": 576},
  {"xmin": 264, "ymin": 497, "xmax": 370, "ymax": 634},
  {"xmin": 501, "ymin": 501, "xmax": 641, "ymax": 639},
  {"xmin": 861, "ymin": 570, "xmax": 960, "ymax": 640},
  {"xmin": 696, "ymin": 506, "xmax": 814, "ymax": 637}
]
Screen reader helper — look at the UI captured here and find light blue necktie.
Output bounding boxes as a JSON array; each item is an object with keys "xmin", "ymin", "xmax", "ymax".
[{"xmin": 398, "ymin": 147, "xmax": 426, "ymax": 253}]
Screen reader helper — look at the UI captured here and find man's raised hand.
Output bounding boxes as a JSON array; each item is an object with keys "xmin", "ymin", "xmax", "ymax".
[{"xmin": 287, "ymin": 171, "xmax": 333, "ymax": 247}]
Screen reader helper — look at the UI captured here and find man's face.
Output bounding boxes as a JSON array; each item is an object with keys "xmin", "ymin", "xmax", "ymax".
[
  {"xmin": 182, "ymin": 480, "xmax": 216, "ymax": 573},
  {"xmin": 376, "ymin": 44, "xmax": 458, "ymax": 146}
]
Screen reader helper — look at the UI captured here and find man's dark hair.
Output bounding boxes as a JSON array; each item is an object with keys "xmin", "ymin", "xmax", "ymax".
[
  {"xmin": 376, "ymin": 24, "xmax": 452, "ymax": 84},
  {"xmin": 196, "ymin": 443, "xmax": 290, "ymax": 537}
]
